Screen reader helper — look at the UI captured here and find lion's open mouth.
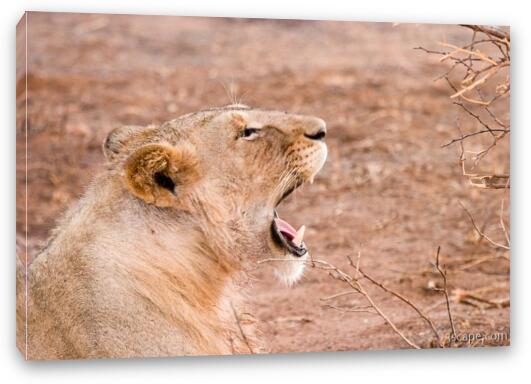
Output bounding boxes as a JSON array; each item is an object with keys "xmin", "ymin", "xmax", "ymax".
[
  {"xmin": 271, "ymin": 210, "xmax": 307, "ymax": 257},
  {"xmin": 270, "ymin": 176, "xmax": 308, "ymax": 257}
]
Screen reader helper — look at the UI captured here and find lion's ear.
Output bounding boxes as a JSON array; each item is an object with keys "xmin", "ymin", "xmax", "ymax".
[
  {"xmin": 124, "ymin": 143, "xmax": 200, "ymax": 207},
  {"xmin": 103, "ymin": 125, "xmax": 147, "ymax": 161}
]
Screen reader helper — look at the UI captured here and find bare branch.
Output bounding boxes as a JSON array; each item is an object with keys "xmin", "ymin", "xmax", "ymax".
[
  {"xmin": 452, "ymin": 101, "xmax": 498, "ymax": 135},
  {"xmin": 499, "ymin": 179, "xmax": 510, "ymax": 246},
  {"xmin": 441, "ymin": 128, "xmax": 507, "ymax": 148},
  {"xmin": 457, "ymin": 254, "xmax": 509, "ymax": 271},
  {"xmin": 439, "ymin": 42, "xmax": 498, "ymax": 66},
  {"xmin": 459, "ymin": 201, "xmax": 510, "ymax": 250},
  {"xmin": 320, "ymin": 291, "xmax": 359, "ymax": 301},
  {"xmin": 434, "ymin": 247, "xmax": 458, "ymax": 341},
  {"xmin": 469, "ymin": 174, "xmax": 510, "ymax": 189},
  {"xmin": 459, "ymin": 24, "xmax": 510, "ymax": 43},
  {"xmin": 324, "ymin": 304, "xmax": 377, "ymax": 315},
  {"xmin": 355, "ymin": 265, "xmax": 442, "ymax": 347},
  {"xmin": 451, "ymin": 63, "xmax": 509, "ymax": 99},
  {"xmin": 258, "ymin": 256, "xmax": 421, "ymax": 349}
]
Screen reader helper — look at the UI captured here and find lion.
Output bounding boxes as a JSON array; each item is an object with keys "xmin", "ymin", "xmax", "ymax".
[{"xmin": 16, "ymin": 104, "xmax": 328, "ymax": 360}]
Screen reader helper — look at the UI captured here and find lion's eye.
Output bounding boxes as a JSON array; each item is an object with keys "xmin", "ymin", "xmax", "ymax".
[{"xmin": 240, "ymin": 128, "xmax": 260, "ymax": 140}]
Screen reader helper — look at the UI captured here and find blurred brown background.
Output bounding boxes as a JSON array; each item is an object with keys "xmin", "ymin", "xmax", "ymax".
[{"xmin": 16, "ymin": 12, "xmax": 509, "ymax": 352}]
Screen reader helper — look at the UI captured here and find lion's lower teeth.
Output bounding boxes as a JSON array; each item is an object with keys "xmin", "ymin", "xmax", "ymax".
[{"xmin": 292, "ymin": 225, "xmax": 305, "ymax": 247}]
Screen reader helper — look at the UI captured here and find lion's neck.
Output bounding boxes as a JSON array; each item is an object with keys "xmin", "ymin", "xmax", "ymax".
[
  {"xmin": 58, "ymin": 175, "xmax": 256, "ymax": 354},
  {"xmin": 104, "ymin": 201, "xmax": 252, "ymax": 353}
]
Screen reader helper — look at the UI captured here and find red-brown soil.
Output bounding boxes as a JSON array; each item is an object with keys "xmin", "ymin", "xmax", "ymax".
[{"xmin": 16, "ymin": 12, "xmax": 510, "ymax": 353}]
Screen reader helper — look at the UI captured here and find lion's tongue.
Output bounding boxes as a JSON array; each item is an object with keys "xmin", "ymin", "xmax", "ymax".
[{"xmin": 274, "ymin": 217, "xmax": 297, "ymax": 241}]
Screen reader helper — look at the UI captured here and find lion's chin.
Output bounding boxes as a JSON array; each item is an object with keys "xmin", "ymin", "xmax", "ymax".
[{"xmin": 273, "ymin": 251, "xmax": 308, "ymax": 286}]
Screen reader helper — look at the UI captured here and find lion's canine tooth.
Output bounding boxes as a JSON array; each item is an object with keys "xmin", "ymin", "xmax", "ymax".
[
  {"xmin": 293, "ymin": 225, "xmax": 306, "ymax": 247},
  {"xmin": 309, "ymin": 175, "xmax": 315, "ymax": 184}
]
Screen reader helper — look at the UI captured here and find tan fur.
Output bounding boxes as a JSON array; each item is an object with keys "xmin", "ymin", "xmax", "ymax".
[{"xmin": 16, "ymin": 105, "xmax": 327, "ymax": 360}]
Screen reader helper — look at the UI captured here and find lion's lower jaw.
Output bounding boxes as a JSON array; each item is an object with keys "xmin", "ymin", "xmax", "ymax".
[{"xmin": 273, "ymin": 252, "xmax": 308, "ymax": 286}]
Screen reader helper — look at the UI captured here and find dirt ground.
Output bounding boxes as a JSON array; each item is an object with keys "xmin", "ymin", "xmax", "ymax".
[{"xmin": 16, "ymin": 12, "xmax": 510, "ymax": 353}]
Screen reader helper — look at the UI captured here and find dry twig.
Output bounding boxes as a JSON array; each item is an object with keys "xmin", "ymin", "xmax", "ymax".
[
  {"xmin": 259, "ymin": 254, "xmax": 445, "ymax": 349},
  {"xmin": 433, "ymin": 246, "xmax": 458, "ymax": 341},
  {"xmin": 452, "ymin": 289, "xmax": 509, "ymax": 310},
  {"xmin": 459, "ymin": 201, "xmax": 510, "ymax": 250},
  {"xmin": 418, "ymin": 24, "xmax": 510, "ymax": 182},
  {"xmin": 353, "ymin": 263, "xmax": 442, "ymax": 347}
]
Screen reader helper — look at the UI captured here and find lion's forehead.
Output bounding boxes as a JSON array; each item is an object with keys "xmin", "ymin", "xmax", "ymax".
[{"xmin": 159, "ymin": 108, "xmax": 307, "ymax": 136}]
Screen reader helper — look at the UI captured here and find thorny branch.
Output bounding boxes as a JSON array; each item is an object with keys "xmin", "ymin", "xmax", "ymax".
[
  {"xmin": 260, "ymin": 247, "xmax": 487, "ymax": 349},
  {"xmin": 418, "ymin": 24, "xmax": 510, "ymax": 258},
  {"xmin": 259, "ymin": 246, "xmax": 474, "ymax": 349},
  {"xmin": 259, "ymin": 255, "xmax": 422, "ymax": 349},
  {"xmin": 416, "ymin": 24, "xmax": 510, "ymax": 179}
]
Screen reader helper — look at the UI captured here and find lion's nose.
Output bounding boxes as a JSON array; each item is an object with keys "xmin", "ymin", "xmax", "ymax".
[{"xmin": 303, "ymin": 118, "xmax": 327, "ymax": 141}]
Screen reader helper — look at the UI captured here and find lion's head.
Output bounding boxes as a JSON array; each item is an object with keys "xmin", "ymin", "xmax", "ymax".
[{"xmin": 103, "ymin": 105, "xmax": 327, "ymax": 285}]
